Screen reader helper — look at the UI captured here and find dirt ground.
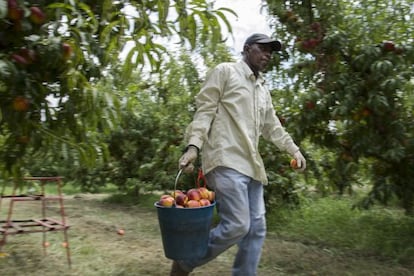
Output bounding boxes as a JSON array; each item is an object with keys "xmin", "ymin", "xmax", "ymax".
[{"xmin": 0, "ymin": 194, "xmax": 413, "ymax": 276}]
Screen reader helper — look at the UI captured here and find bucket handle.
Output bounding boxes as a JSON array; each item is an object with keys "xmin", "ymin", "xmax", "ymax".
[
  {"xmin": 172, "ymin": 169, "xmax": 183, "ymax": 207},
  {"xmin": 196, "ymin": 168, "xmax": 207, "ymax": 188},
  {"xmin": 174, "ymin": 167, "xmax": 207, "ymax": 192},
  {"xmin": 174, "ymin": 169, "xmax": 183, "ymax": 194},
  {"xmin": 173, "ymin": 168, "xmax": 207, "ymax": 206}
]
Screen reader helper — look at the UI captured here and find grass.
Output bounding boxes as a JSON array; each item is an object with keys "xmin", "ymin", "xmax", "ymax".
[
  {"xmin": 268, "ymin": 195, "xmax": 414, "ymax": 265},
  {"xmin": 1, "ymin": 189, "xmax": 166, "ymax": 275},
  {"xmin": 0, "ymin": 182, "xmax": 413, "ymax": 275},
  {"xmin": 63, "ymin": 184, "xmax": 414, "ymax": 265}
]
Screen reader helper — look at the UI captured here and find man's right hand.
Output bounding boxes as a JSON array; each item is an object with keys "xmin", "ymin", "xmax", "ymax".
[{"xmin": 178, "ymin": 145, "xmax": 198, "ymax": 173}]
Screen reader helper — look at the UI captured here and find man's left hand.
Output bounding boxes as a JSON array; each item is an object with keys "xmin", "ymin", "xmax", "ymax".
[{"xmin": 293, "ymin": 151, "xmax": 306, "ymax": 172}]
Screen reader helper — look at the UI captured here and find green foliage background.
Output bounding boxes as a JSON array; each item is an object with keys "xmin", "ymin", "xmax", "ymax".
[
  {"xmin": 1, "ymin": 0, "xmax": 414, "ymax": 215},
  {"xmin": 264, "ymin": 0, "xmax": 414, "ymax": 214}
]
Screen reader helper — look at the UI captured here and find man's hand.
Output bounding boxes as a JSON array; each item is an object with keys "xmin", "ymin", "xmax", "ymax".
[
  {"xmin": 293, "ymin": 151, "xmax": 306, "ymax": 172},
  {"xmin": 178, "ymin": 145, "xmax": 198, "ymax": 173}
]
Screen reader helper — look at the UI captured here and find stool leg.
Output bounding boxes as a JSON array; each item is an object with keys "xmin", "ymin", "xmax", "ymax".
[
  {"xmin": 0, "ymin": 231, "xmax": 6, "ymax": 251},
  {"xmin": 57, "ymin": 179, "xmax": 72, "ymax": 267},
  {"xmin": 0, "ymin": 219, "xmax": 9, "ymax": 254},
  {"xmin": 40, "ymin": 181, "xmax": 48, "ymax": 256},
  {"xmin": 63, "ymin": 229, "xmax": 71, "ymax": 267}
]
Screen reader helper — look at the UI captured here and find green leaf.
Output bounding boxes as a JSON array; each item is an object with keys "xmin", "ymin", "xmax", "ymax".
[
  {"xmin": 214, "ymin": 9, "xmax": 235, "ymax": 34},
  {"xmin": 0, "ymin": 0, "xmax": 7, "ymax": 19},
  {"xmin": 47, "ymin": 2, "xmax": 76, "ymax": 11},
  {"xmin": 158, "ymin": 0, "xmax": 170, "ymax": 25}
]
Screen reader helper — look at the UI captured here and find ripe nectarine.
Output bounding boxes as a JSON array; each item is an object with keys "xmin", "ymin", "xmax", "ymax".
[
  {"xmin": 171, "ymin": 189, "xmax": 184, "ymax": 197},
  {"xmin": 159, "ymin": 195, "xmax": 175, "ymax": 207},
  {"xmin": 12, "ymin": 96, "xmax": 30, "ymax": 112},
  {"xmin": 198, "ymin": 187, "xmax": 210, "ymax": 199},
  {"xmin": 186, "ymin": 200, "xmax": 201, "ymax": 208},
  {"xmin": 187, "ymin": 188, "xmax": 201, "ymax": 201},
  {"xmin": 62, "ymin": 43, "xmax": 73, "ymax": 60},
  {"xmin": 199, "ymin": 198, "xmax": 211, "ymax": 206},
  {"xmin": 29, "ymin": 6, "xmax": 46, "ymax": 25},
  {"xmin": 11, "ymin": 53, "xmax": 29, "ymax": 65},
  {"xmin": 382, "ymin": 41, "xmax": 395, "ymax": 52},
  {"xmin": 175, "ymin": 193, "xmax": 188, "ymax": 206},
  {"xmin": 290, "ymin": 159, "xmax": 298, "ymax": 169},
  {"xmin": 16, "ymin": 135, "xmax": 30, "ymax": 144},
  {"xmin": 7, "ymin": 0, "xmax": 23, "ymax": 21},
  {"xmin": 207, "ymin": 191, "xmax": 215, "ymax": 202}
]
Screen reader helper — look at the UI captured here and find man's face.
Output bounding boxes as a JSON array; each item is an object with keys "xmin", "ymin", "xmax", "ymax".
[{"xmin": 244, "ymin": 43, "xmax": 273, "ymax": 73}]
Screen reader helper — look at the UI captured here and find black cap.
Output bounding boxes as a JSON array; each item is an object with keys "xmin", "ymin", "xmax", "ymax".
[{"xmin": 244, "ymin": 33, "xmax": 282, "ymax": 52}]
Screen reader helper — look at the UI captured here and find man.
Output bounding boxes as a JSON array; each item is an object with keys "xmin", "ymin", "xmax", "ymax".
[{"xmin": 172, "ymin": 33, "xmax": 306, "ymax": 276}]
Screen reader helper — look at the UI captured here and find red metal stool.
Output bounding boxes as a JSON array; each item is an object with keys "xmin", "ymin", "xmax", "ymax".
[{"xmin": 0, "ymin": 176, "xmax": 71, "ymax": 267}]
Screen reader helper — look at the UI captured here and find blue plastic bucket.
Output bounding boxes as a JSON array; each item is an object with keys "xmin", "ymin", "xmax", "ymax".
[{"xmin": 155, "ymin": 202, "xmax": 215, "ymax": 260}]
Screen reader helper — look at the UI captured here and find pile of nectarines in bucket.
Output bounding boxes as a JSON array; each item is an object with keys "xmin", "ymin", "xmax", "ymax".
[{"xmin": 154, "ymin": 169, "xmax": 216, "ymax": 260}]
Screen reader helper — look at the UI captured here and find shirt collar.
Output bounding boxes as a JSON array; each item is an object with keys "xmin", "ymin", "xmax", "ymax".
[{"xmin": 239, "ymin": 60, "xmax": 265, "ymax": 85}]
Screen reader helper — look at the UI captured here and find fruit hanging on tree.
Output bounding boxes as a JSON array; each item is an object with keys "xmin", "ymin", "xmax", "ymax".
[
  {"xmin": 29, "ymin": 6, "xmax": 46, "ymax": 25},
  {"xmin": 12, "ymin": 96, "xmax": 30, "ymax": 112}
]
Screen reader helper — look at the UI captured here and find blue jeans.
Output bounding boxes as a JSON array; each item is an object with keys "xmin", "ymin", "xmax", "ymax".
[{"xmin": 180, "ymin": 166, "xmax": 266, "ymax": 276}]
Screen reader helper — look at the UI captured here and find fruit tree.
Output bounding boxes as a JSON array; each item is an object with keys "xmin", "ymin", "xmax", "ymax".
[
  {"xmin": 264, "ymin": 0, "xmax": 414, "ymax": 213},
  {"xmin": 0, "ymin": 0, "xmax": 234, "ymax": 179}
]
